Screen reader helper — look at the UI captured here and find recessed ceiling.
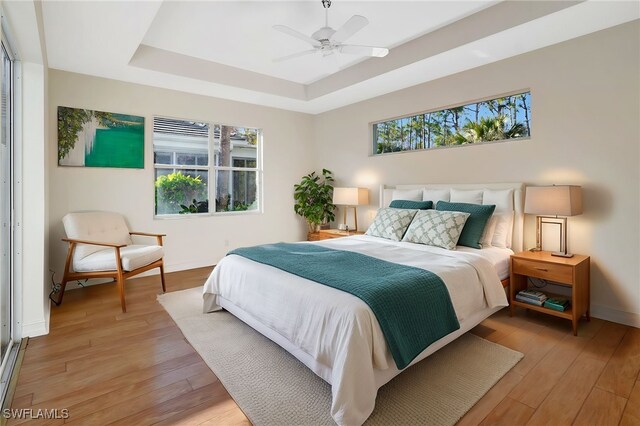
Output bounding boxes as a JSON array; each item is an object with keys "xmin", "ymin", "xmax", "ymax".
[
  {"xmin": 142, "ymin": 1, "xmax": 495, "ymax": 85},
  {"xmin": 39, "ymin": 1, "xmax": 640, "ymax": 114}
]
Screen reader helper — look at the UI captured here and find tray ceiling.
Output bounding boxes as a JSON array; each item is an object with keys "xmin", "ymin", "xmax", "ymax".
[{"xmin": 40, "ymin": 1, "xmax": 640, "ymax": 114}]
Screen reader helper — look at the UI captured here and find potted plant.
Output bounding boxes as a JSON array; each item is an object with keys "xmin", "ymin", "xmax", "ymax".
[{"xmin": 294, "ymin": 169, "xmax": 336, "ymax": 233}]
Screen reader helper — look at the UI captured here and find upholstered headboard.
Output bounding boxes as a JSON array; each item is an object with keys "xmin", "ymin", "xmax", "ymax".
[{"xmin": 380, "ymin": 183, "xmax": 525, "ymax": 253}]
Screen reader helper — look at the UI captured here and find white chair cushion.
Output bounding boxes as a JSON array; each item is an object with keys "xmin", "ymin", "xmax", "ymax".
[
  {"xmin": 63, "ymin": 212, "xmax": 133, "ymax": 262},
  {"xmin": 73, "ymin": 245, "xmax": 164, "ymax": 272}
]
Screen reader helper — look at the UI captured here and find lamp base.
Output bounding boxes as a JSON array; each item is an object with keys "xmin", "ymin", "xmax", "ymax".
[{"xmin": 552, "ymin": 251, "xmax": 574, "ymax": 258}]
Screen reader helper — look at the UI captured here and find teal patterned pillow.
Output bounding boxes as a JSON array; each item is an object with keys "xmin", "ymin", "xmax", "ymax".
[
  {"xmin": 436, "ymin": 201, "xmax": 496, "ymax": 249},
  {"xmin": 366, "ymin": 208, "xmax": 418, "ymax": 241},
  {"xmin": 389, "ymin": 200, "xmax": 433, "ymax": 210},
  {"xmin": 402, "ymin": 210, "xmax": 470, "ymax": 250}
]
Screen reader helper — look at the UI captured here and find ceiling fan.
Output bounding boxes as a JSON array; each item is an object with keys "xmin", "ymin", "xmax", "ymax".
[{"xmin": 273, "ymin": 0, "xmax": 389, "ymax": 63}]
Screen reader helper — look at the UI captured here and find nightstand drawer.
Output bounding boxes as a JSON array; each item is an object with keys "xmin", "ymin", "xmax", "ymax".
[{"xmin": 512, "ymin": 258, "xmax": 573, "ymax": 285}]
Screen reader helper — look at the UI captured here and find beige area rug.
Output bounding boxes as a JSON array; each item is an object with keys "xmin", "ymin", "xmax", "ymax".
[{"xmin": 158, "ymin": 287, "xmax": 522, "ymax": 426}]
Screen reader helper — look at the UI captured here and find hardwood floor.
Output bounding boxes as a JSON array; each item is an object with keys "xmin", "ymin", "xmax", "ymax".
[{"xmin": 9, "ymin": 267, "xmax": 639, "ymax": 425}]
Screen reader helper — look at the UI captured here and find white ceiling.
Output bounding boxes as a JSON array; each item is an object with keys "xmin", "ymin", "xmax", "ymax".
[
  {"xmin": 142, "ymin": 1, "xmax": 495, "ymax": 84},
  {"xmin": 38, "ymin": 0, "xmax": 640, "ymax": 114}
]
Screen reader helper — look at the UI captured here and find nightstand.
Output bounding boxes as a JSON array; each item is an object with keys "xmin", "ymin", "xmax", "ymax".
[
  {"xmin": 509, "ymin": 251, "xmax": 590, "ymax": 336},
  {"xmin": 307, "ymin": 229, "xmax": 365, "ymax": 241}
]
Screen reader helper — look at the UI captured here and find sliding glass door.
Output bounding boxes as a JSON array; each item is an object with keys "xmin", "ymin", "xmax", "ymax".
[{"xmin": 0, "ymin": 38, "xmax": 13, "ymax": 381}]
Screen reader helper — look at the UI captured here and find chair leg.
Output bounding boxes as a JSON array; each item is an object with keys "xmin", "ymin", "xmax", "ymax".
[
  {"xmin": 50, "ymin": 278, "xmax": 68, "ymax": 306},
  {"xmin": 117, "ymin": 274, "xmax": 127, "ymax": 313},
  {"xmin": 159, "ymin": 262, "xmax": 167, "ymax": 293}
]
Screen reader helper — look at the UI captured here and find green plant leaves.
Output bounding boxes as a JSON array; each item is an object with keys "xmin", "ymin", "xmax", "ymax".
[{"xmin": 293, "ymin": 170, "xmax": 336, "ymax": 226}]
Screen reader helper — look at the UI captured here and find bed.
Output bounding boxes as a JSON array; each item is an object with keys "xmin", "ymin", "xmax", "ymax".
[{"xmin": 203, "ymin": 182, "xmax": 524, "ymax": 426}]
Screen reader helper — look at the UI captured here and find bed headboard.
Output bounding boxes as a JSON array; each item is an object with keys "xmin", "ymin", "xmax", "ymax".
[{"xmin": 380, "ymin": 183, "xmax": 525, "ymax": 253}]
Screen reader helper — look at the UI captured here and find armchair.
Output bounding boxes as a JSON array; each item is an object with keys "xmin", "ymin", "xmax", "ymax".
[{"xmin": 58, "ymin": 212, "xmax": 166, "ymax": 312}]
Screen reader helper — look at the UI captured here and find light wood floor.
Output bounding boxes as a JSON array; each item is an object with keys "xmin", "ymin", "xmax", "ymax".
[{"xmin": 9, "ymin": 267, "xmax": 640, "ymax": 425}]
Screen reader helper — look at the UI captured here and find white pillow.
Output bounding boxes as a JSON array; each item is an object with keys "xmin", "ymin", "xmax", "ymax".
[
  {"xmin": 422, "ymin": 188, "xmax": 450, "ymax": 203},
  {"xmin": 483, "ymin": 189, "xmax": 514, "ymax": 212},
  {"xmin": 402, "ymin": 210, "xmax": 470, "ymax": 250},
  {"xmin": 479, "ymin": 215, "xmax": 498, "ymax": 248},
  {"xmin": 491, "ymin": 211, "xmax": 514, "ymax": 249},
  {"xmin": 483, "ymin": 189, "xmax": 515, "ymax": 248},
  {"xmin": 391, "ymin": 188, "xmax": 423, "ymax": 202},
  {"xmin": 366, "ymin": 207, "xmax": 418, "ymax": 241},
  {"xmin": 450, "ymin": 189, "xmax": 483, "ymax": 204}
]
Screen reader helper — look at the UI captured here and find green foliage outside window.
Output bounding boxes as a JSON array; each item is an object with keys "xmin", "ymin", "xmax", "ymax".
[
  {"xmin": 374, "ymin": 92, "xmax": 531, "ymax": 154},
  {"xmin": 155, "ymin": 172, "xmax": 207, "ymax": 215}
]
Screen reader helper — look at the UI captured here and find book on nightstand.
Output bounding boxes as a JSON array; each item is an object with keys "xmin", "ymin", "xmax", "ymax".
[
  {"xmin": 544, "ymin": 297, "xmax": 570, "ymax": 312},
  {"xmin": 515, "ymin": 294, "xmax": 545, "ymax": 306},
  {"xmin": 516, "ymin": 289, "xmax": 548, "ymax": 304}
]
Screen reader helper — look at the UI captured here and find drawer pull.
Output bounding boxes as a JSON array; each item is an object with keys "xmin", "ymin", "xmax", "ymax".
[{"xmin": 535, "ymin": 267, "xmax": 548, "ymax": 272}]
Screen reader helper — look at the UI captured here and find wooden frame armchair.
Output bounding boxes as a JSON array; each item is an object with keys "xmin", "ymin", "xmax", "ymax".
[{"xmin": 58, "ymin": 212, "xmax": 167, "ymax": 313}]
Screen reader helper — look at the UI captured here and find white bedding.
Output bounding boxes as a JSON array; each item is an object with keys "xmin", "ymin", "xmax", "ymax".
[
  {"xmin": 203, "ymin": 235, "xmax": 508, "ymax": 425},
  {"xmin": 457, "ymin": 245, "xmax": 514, "ymax": 280}
]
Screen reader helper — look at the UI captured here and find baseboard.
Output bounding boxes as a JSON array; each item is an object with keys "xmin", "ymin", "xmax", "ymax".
[
  {"xmin": 164, "ymin": 259, "xmax": 215, "ymax": 273},
  {"xmin": 22, "ymin": 320, "xmax": 49, "ymax": 337},
  {"xmin": 591, "ymin": 304, "xmax": 640, "ymax": 328}
]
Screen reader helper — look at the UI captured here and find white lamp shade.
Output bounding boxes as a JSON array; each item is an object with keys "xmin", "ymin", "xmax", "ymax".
[
  {"xmin": 332, "ymin": 187, "xmax": 369, "ymax": 206},
  {"xmin": 524, "ymin": 185, "xmax": 583, "ymax": 216}
]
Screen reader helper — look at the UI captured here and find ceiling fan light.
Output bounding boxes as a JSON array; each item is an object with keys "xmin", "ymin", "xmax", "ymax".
[{"xmin": 372, "ymin": 47, "xmax": 389, "ymax": 57}]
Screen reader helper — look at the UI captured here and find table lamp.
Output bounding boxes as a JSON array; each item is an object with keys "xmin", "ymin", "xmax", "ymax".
[
  {"xmin": 524, "ymin": 185, "xmax": 583, "ymax": 257},
  {"xmin": 332, "ymin": 187, "xmax": 369, "ymax": 232}
]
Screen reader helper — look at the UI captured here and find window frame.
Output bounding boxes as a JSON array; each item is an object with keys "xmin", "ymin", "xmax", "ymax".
[
  {"xmin": 153, "ymin": 115, "xmax": 263, "ymax": 219},
  {"xmin": 370, "ymin": 89, "xmax": 532, "ymax": 156}
]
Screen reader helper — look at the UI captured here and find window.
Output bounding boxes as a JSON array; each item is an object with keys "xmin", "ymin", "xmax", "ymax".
[
  {"xmin": 373, "ymin": 92, "xmax": 531, "ymax": 155},
  {"xmin": 0, "ymin": 30, "xmax": 20, "ymax": 403},
  {"xmin": 153, "ymin": 117, "xmax": 261, "ymax": 216}
]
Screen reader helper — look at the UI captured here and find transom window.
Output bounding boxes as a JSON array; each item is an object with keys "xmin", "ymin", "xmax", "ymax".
[
  {"xmin": 153, "ymin": 117, "xmax": 261, "ymax": 216},
  {"xmin": 373, "ymin": 91, "xmax": 531, "ymax": 155}
]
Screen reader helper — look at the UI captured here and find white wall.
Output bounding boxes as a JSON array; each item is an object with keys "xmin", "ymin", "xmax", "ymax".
[
  {"xmin": 20, "ymin": 62, "xmax": 48, "ymax": 336},
  {"xmin": 313, "ymin": 22, "xmax": 640, "ymax": 327},
  {"xmin": 48, "ymin": 70, "xmax": 315, "ymax": 281}
]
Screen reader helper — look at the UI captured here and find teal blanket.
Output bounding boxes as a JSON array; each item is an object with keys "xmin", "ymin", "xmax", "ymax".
[{"xmin": 228, "ymin": 243, "xmax": 460, "ymax": 369}]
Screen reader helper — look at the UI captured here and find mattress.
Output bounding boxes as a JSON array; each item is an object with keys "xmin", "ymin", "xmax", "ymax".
[
  {"xmin": 203, "ymin": 235, "xmax": 509, "ymax": 425},
  {"xmin": 457, "ymin": 245, "xmax": 514, "ymax": 280}
]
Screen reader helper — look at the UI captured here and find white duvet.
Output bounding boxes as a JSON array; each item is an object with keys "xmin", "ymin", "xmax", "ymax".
[{"xmin": 203, "ymin": 235, "xmax": 508, "ymax": 425}]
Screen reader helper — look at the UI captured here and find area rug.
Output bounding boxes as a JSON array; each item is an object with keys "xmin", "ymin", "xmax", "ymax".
[{"xmin": 158, "ymin": 287, "xmax": 522, "ymax": 426}]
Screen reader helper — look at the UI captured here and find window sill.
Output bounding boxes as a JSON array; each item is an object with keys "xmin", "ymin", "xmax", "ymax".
[{"xmin": 153, "ymin": 210, "xmax": 263, "ymax": 220}]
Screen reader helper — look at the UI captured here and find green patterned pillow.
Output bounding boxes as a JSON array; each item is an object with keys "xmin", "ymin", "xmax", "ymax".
[
  {"xmin": 436, "ymin": 201, "xmax": 496, "ymax": 249},
  {"xmin": 389, "ymin": 200, "xmax": 433, "ymax": 210},
  {"xmin": 402, "ymin": 210, "xmax": 470, "ymax": 250},
  {"xmin": 366, "ymin": 208, "xmax": 418, "ymax": 241}
]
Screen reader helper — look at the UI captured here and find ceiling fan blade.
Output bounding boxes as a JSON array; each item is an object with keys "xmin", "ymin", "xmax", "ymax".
[
  {"xmin": 331, "ymin": 15, "xmax": 369, "ymax": 43},
  {"xmin": 340, "ymin": 44, "xmax": 389, "ymax": 57},
  {"xmin": 273, "ymin": 49, "xmax": 318, "ymax": 63},
  {"xmin": 273, "ymin": 25, "xmax": 321, "ymax": 47}
]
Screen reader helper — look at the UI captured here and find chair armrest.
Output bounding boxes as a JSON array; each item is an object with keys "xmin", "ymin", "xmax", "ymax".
[
  {"xmin": 62, "ymin": 238, "xmax": 127, "ymax": 248},
  {"xmin": 129, "ymin": 231, "xmax": 167, "ymax": 237},
  {"xmin": 129, "ymin": 231, "xmax": 165, "ymax": 247}
]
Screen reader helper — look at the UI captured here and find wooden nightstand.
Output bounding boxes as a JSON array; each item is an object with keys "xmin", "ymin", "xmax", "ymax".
[
  {"xmin": 307, "ymin": 229, "xmax": 365, "ymax": 241},
  {"xmin": 510, "ymin": 251, "xmax": 590, "ymax": 336}
]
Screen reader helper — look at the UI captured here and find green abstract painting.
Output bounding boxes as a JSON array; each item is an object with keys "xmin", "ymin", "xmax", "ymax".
[{"xmin": 57, "ymin": 106, "xmax": 144, "ymax": 168}]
